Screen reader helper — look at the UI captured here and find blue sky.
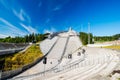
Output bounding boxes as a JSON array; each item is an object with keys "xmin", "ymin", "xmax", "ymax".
[{"xmin": 0, "ymin": 0, "xmax": 120, "ymax": 38}]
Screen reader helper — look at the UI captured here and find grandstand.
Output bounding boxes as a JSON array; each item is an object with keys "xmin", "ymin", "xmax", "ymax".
[
  {"xmin": 0, "ymin": 43, "xmax": 29, "ymax": 55},
  {"xmin": 11, "ymin": 28, "xmax": 120, "ymax": 80}
]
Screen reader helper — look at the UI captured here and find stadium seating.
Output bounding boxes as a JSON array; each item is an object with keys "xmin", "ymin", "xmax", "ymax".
[{"xmin": 0, "ymin": 43, "xmax": 28, "ymax": 55}]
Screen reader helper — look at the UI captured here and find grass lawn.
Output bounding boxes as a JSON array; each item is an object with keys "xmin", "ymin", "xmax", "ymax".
[
  {"xmin": 104, "ymin": 45, "xmax": 120, "ymax": 50},
  {"xmin": 1, "ymin": 44, "xmax": 43, "ymax": 71}
]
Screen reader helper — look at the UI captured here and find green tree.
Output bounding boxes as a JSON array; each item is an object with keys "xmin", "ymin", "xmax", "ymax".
[{"xmin": 79, "ymin": 32, "xmax": 93, "ymax": 45}]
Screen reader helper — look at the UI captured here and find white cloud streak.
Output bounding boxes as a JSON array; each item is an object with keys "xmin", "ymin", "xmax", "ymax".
[
  {"xmin": 20, "ymin": 23, "xmax": 38, "ymax": 34},
  {"xmin": 44, "ymin": 30, "xmax": 51, "ymax": 33},
  {"xmin": 12, "ymin": 9, "xmax": 31, "ymax": 23},
  {"xmin": 13, "ymin": 9, "xmax": 24, "ymax": 21},
  {"xmin": 53, "ymin": 0, "xmax": 70, "ymax": 11},
  {"xmin": 44, "ymin": 27, "xmax": 57, "ymax": 33},
  {"xmin": 0, "ymin": 18, "xmax": 27, "ymax": 36},
  {"xmin": 0, "ymin": 0, "xmax": 31, "ymax": 23},
  {"xmin": 0, "ymin": 34, "xmax": 8, "ymax": 38}
]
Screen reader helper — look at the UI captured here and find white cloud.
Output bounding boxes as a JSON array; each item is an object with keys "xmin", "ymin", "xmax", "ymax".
[
  {"xmin": 20, "ymin": 23, "xmax": 38, "ymax": 34},
  {"xmin": 13, "ymin": 9, "xmax": 24, "ymax": 21},
  {"xmin": 44, "ymin": 27, "xmax": 57, "ymax": 33},
  {"xmin": 53, "ymin": 0, "xmax": 70, "ymax": 11},
  {"xmin": 13, "ymin": 9, "xmax": 31, "ymax": 23},
  {"xmin": 0, "ymin": 18, "xmax": 27, "ymax": 36},
  {"xmin": 44, "ymin": 29, "xmax": 51, "ymax": 33},
  {"xmin": 0, "ymin": 0, "xmax": 31, "ymax": 23},
  {"xmin": 0, "ymin": 34, "xmax": 8, "ymax": 38}
]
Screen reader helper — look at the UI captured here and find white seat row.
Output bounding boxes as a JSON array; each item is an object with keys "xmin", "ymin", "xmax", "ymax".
[
  {"xmin": 47, "ymin": 65, "xmax": 97, "ymax": 80},
  {"xmin": 45, "ymin": 48, "xmax": 118, "ymax": 80}
]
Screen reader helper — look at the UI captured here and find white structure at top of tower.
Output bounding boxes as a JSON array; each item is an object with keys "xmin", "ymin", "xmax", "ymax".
[
  {"xmin": 68, "ymin": 27, "xmax": 77, "ymax": 36},
  {"xmin": 58, "ymin": 27, "xmax": 78, "ymax": 37}
]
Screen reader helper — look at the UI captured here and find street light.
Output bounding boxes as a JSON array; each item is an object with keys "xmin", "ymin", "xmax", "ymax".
[
  {"xmin": 58, "ymin": 60, "xmax": 60, "ymax": 71},
  {"xmin": 43, "ymin": 57, "xmax": 47, "ymax": 80},
  {"xmin": 80, "ymin": 24, "xmax": 83, "ymax": 32},
  {"xmin": 88, "ymin": 22, "xmax": 90, "ymax": 44}
]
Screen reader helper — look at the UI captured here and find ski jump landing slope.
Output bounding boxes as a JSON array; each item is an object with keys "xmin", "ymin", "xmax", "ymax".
[
  {"xmin": 12, "ymin": 29, "xmax": 82, "ymax": 80},
  {"xmin": 12, "ymin": 29, "xmax": 119, "ymax": 80}
]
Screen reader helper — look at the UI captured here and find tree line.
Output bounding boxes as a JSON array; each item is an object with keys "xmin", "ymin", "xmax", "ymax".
[
  {"xmin": 79, "ymin": 32, "xmax": 120, "ymax": 45},
  {"xmin": 0, "ymin": 33, "xmax": 49, "ymax": 43},
  {"xmin": 94, "ymin": 34, "xmax": 120, "ymax": 42},
  {"xmin": 0, "ymin": 32, "xmax": 120, "ymax": 45},
  {"xmin": 79, "ymin": 32, "xmax": 93, "ymax": 45}
]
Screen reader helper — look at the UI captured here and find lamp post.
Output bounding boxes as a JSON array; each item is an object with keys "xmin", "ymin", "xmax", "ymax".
[
  {"xmin": 80, "ymin": 24, "xmax": 83, "ymax": 32},
  {"xmin": 58, "ymin": 60, "xmax": 60, "ymax": 71},
  {"xmin": 34, "ymin": 33, "xmax": 37, "ymax": 43},
  {"xmin": 88, "ymin": 22, "xmax": 90, "ymax": 44}
]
